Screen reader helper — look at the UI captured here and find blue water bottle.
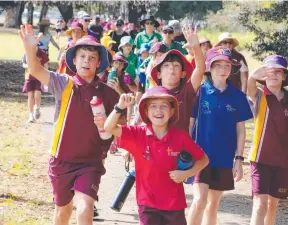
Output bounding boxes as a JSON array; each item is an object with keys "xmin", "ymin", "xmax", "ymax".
[
  {"xmin": 111, "ymin": 169, "xmax": 136, "ymax": 212},
  {"xmin": 177, "ymin": 151, "xmax": 195, "ymax": 184},
  {"xmin": 107, "ymin": 67, "xmax": 117, "ymax": 84}
]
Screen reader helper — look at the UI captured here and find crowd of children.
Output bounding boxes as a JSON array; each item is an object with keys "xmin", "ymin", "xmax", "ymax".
[{"xmin": 19, "ymin": 13, "xmax": 287, "ymax": 225}]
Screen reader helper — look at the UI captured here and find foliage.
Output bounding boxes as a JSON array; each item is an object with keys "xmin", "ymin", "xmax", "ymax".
[
  {"xmin": 155, "ymin": 1, "xmax": 223, "ymax": 22},
  {"xmin": 238, "ymin": 1, "xmax": 288, "ymax": 60}
]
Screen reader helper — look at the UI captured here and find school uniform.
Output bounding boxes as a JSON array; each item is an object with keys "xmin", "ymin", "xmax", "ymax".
[
  {"xmin": 249, "ymin": 86, "xmax": 288, "ymax": 199},
  {"xmin": 22, "ymin": 49, "xmax": 49, "ymax": 93},
  {"xmin": 118, "ymin": 124, "xmax": 205, "ymax": 225},
  {"xmin": 192, "ymin": 80, "xmax": 253, "ymax": 190},
  {"xmin": 48, "ymin": 72, "xmax": 119, "ymax": 206}
]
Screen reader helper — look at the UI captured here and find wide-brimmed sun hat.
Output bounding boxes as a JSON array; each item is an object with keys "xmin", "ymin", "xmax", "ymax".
[
  {"xmin": 151, "ymin": 49, "xmax": 193, "ymax": 85},
  {"xmin": 118, "ymin": 36, "xmax": 134, "ymax": 50},
  {"xmin": 140, "ymin": 15, "xmax": 160, "ymax": 28},
  {"xmin": 138, "ymin": 86, "xmax": 179, "ymax": 125},
  {"xmin": 65, "ymin": 22, "xmax": 85, "ymax": 37},
  {"xmin": 66, "ymin": 35, "xmax": 109, "ymax": 74},
  {"xmin": 214, "ymin": 32, "xmax": 239, "ymax": 48}
]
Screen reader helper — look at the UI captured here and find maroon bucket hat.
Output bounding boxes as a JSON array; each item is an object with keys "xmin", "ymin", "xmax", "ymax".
[{"xmin": 138, "ymin": 86, "xmax": 179, "ymax": 125}]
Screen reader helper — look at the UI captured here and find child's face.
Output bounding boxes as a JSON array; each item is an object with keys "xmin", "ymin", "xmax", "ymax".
[
  {"xmin": 162, "ymin": 31, "xmax": 174, "ymax": 43},
  {"xmin": 200, "ymin": 42, "xmax": 211, "ymax": 56},
  {"xmin": 141, "ymin": 51, "xmax": 149, "ymax": 59},
  {"xmin": 73, "ymin": 48, "xmax": 100, "ymax": 79},
  {"xmin": 146, "ymin": 98, "xmax": 174, "ymax": 127},
  {"xmin": 158, "ymin": 60, "xmax": 184, "ymax": 87},
  {"xmin": 113, "ymin": 60, "xmax": 125, "ymax": 72},
  {"xmin": 265, "ymin": 68, "xmax": 286, "ymax": 87},
  {"xmin": 210, "ymin": 60, "xmax": 232, "ymax": 82},
  {"xmin": 121, "ymin": 44, "xmax": 132, "ymax": 54},
  {"xmin": 72, "ymin": 29, "xmax": 82, "ymax": 41},
  {"xmin": 154, "ymin": 52, "xmax": 164, "ymax": 60}
]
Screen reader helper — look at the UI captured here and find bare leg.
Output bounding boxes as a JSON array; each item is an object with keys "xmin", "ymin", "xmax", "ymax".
[
  {"xmin": 27, "ymin": 91, "xmax": 34, "ymax": 113},
  {"xmin": 187, "ymin": 183, "xmax": 209, "ymax": 225},
  {"xmin": 53, "ymin": 201, "xmax": 73, "ymax": 225},
  {"xmin": 264, "ymin": 195, "xmax": 279, "ymax": 225},
  {"xmin": 250, "ymin": 194, "xmax": 268, "ymax": 225},
  {"xmin": 74, "ymin": 191, "xmax": 94, "ymax": 225},
  {"xmin": 202, "ymin": 189, "xmax": 223, "ymax": 225}
]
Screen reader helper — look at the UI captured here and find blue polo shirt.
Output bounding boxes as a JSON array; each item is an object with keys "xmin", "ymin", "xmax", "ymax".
[{"xmin": 192, "ymin": 80, "xmax": 253, "ymax": 168}]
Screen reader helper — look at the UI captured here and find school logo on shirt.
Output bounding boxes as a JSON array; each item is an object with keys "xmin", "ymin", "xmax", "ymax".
[
  {"xmin": 167, "ymin": 147, "xmax": 180, "ymax": 157},
  {"xmin": 284, "ymin": 109, "xmax": 288, "ymax": 117},
  {"xmin": 202, "ymin": 101, "xmax": 211, "ymax": 114},
  {"xmin": 278, "ymin": 188, "xmax": 287, "ymax": 193},
  {"xmin": 226, "ymin": 104, "xmax": 236, "ymax": 112}
]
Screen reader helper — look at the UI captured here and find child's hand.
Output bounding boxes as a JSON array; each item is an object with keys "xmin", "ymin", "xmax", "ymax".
[
  {"xmin": 94, "ymin": 116, "xmax": 106, "ymax": 128},
  {"xmin": 108, "ymin": 78, "xmax": 120, "ymax": 91},
  {"xmin": 169, "ymin": 170, "xmax": 188, "ymax": 184},
  {"xmin": 121, "ymin": 150, "xmax": 133, "ymax": 162},
  {"xmin": 118, "ymin": 93, "xmax": 135, "ymax": 110},
  {"xmin": 250, "ymin": 66, "xmax": 267, "ymax": 81},
  {"xmin": 233, "ymin": 160, "xmax": 243, "ymax": 182},
  {"xmin": 182, "ymin": 25, "xmax": 199, "ymax": 50},
  {"xmin": 18, "ymin": 23, "xmax": 42, "ymax": 53}
]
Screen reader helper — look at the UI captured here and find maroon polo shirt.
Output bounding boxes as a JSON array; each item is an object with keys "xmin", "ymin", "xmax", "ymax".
[
  {"xmin": 168, "ymin": 81, "xmax": 197, "ymax": 133},
  {"xmin": 49, "ymin": 72, "xmax": 120, "ymax": 165},
  {"xmin": 230, "ymin": 50, "xmax": 248, "ymax": 89},
  {"xmin": 256, "ymin": 87, "xmax": 288, "ymax": 168}
]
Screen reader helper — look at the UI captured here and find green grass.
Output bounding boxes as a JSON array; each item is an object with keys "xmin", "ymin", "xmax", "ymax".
[{"xmin": 0, "ymin": 32, "xmax": 67, "ymax": 62}]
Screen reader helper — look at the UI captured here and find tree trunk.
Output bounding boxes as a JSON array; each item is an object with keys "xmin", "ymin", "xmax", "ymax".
[
  {"xmin": 39, "ymin": 1, "xmax": 49, "ymax": 23},
  {"xmin": 27, "ymin": 2, "xmax": 34, "ymax": 25},
  {"xmin": 3, "ymin": 6, "xmax": 15, "ymax": 28},
  {"xmin": 55, "ymin": 2, "xmax": 73, "ymax": 23},
  {"xmin": 4, "ymin": 2, "xmax": 26, "ymax": 28},
  {"xmin": 16, "ymin": 1, "xmax": 26, "ymax": 27}
]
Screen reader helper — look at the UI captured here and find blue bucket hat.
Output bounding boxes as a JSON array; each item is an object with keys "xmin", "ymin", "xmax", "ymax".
[
  {"xmin": 138, "ymin": 43, "xmax": 151, "ymax": 54},
  {"xmin": 65, "ymin": 35, "xmax": 109, "ymax": 74}
]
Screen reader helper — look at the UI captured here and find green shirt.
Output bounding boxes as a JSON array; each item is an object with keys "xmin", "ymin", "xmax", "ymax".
[
  {"xmin": 118, "ymin": 51, "xmax": 138, "ymax": 79},
  {"xmin": 134, "ymin": 30, "xmax": 162, "ymax": 49},
  {"xmin": 163, "ymin": 41, "xmax": 188, "ymax": 55}
]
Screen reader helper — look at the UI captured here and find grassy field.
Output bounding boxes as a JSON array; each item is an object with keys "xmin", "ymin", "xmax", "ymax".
[{"xmin": 0, "ymin": 32, "xmax": 67, "ymax": 63}]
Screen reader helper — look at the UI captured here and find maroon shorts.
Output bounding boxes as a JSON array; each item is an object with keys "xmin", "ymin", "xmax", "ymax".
[
  {"xmin": 193, "ymin": 166, "xmax": 234, "ymax": 191},
  {"xmin": 250, "ymin": 162, "xmax": 288, "ymax": 199},
  {"xmin": 138, "ymin": 205, "xmax": 187, "ymax": 225},
  {"xmin": 22, "ymin": 80, "xmax": 42, "ymax": 93},
  {"xmin": 48, "ymin": 157, "xmax": 105, "ymax": 206}
]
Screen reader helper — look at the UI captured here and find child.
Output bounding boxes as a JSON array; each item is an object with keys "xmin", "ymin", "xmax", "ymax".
[
  {"xmin": 137, "ymin": 43, "xmax": 150, "ymax": 69},
  {"xmin": 38, "ymin": 17, "xmax": 60, "ymax": 58},
  {"xmin": 19, "ymin": 24, "xmax": 122, "ymax": 224},
  {"xmin": 118, "ymin": 36, "xmax": 138, "ymax": 80},
  {"xmin": 150, "ymin": 26, "xmax": 205, "ymax": 133},
  {"xmin": 103, "ymin": 86, "xmax": 209, "ymax": 225},
  {"xmin": 22, "ymin": 41, "xmax": 49, "ymax": 123},
  {"xmin": 188, "ymin": 47, "xmax": 253, "ymax": 225},
  {"xmin": 108, "ymin": 53, "xmax": 137, "ymax": 123},
  {"xmin": 57, "ymin": 22, "xmax": 85, "ymax": 76},
  {"xmin": 247, "ymin": 55, "xmax": 288, "ymax": 225}
]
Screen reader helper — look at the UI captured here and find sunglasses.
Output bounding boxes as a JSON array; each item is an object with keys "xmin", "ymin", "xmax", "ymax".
[
  {"xmin": 116, "ymin": 24, "xmax": 123, "ymax": 27},
  {"xmin": 145, "ymin": 21, "xmax": 154, "ymax": 26},
  {"xmin": 84, "ymin": 19, "xmax": 91, "ymax": 22},
  {"xmin": 163, "ymin": 30, "xmax": 173, "ymax": 35},
  {"xmin": 222, "ymin": 41, "xmax": 233, "ymax": 45}
]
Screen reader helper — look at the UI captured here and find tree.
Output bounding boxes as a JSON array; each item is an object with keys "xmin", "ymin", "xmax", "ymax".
[
  {"xmin": 55, "ymin": 1, "xmax": 73, "ymax": 23},
  {"xmin": 155, "ymin": 1, "xmax": 223, "ymax": 22},
  {"xmin": 26, "ymin": 1, "xmax": 34, "ymax": 25},
  {"xmin": 0, "ymin": 1, "xmax": 26, "ymax": 28},
  {"xmin": 238, "ymin": 1, "xmax": 288, "ymax": 60}
]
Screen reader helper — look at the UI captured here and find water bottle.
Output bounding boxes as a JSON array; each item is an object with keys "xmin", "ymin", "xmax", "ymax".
[
  {"xmin": 139, "ymin": 68, "xmax": 146, "ymax": 86},
  {"xmin": 123, "ymin": 73, "xmax": 132, "ymax": 85},
  {"xmin": 90, "ymin": 96, "xmax": 112, "ymax": 140},
  {"xmin": 177, "ymin": 151, "xmax": 195, "ymax": 184},
  {"xmin": 111, "ymin": 169, "xmax": 136, "ymax": 212},
  {"xmin": 107, "ymin": 67, "xmax": 117, "ymax": 83}
]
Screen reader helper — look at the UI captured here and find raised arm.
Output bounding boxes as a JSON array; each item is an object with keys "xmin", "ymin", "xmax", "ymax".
[
  {"xmin": 248, "ymin": 66, "xmax": 266, "ymax": 103},
  {"xmin": 50, "ymin": 35, "xmax": 60, "ymax": 50},
  {"xmin": 182, "ymin": 26, "xmax": 205, "ymax": 91},
  {"xmin": 18, "ymin": 24, "xmax": 50, "ymax": 86}
]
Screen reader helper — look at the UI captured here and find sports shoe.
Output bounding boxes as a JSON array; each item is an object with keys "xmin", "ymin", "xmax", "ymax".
[
  {"xmin": 93, "ymin": 205, "xmax": 99, "ymax": 218},
  {"xmin": 27, "ymin": 113, "xmax": 35, "ymax": 123},
  {"xmin": 33, "ymin": 107, "xmax": 41, "ymax": 120}
]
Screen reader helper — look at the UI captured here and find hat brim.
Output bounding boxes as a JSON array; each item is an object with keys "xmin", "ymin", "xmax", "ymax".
[
  {"xmin": 65, "ymin": 28, "xmax": 85, "ymax": 37},
  {"xmin": 66, "ymin": 42, "xmax": 109, "ymax": 74},
  {"xmin": 140, "ymin": 19, "xmax": 160, "ymax": 28},
  {"xmin": 138, "ymin": 95, "xmax": 179, "ymax": 125},
  {"xmin": 257, "ymin": 66, "xmax": 288, "ymax": 86},
  {"xmin": 151, "ymin": 49, "xmax": 193, "ymax": 86},
  {"xmin": 215, "ymin": 38, "xmax": 239, "ymax": 48},
  {"xmin": 38, "ymin": 21, "xmax": 54, "ymax": 26},
  {"xmin": 118, "ymin": 41, "xmax": 134, "ymax": 50}
]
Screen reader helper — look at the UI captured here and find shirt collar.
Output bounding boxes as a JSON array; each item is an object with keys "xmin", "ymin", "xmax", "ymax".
[
  {"xmin": 263, "ymin": 86, "xmax": 273, "ymax": 96},
  {"xmin": 146, "ymin": 124, "xmax": 175, "ymax": 142},
  {"xmin": 72, "ymin": 73, "xmax": 101, "ymax": 88},
  {"xmin": 203, "ymin": 80, "xmax": 233, "ymax": 95}
]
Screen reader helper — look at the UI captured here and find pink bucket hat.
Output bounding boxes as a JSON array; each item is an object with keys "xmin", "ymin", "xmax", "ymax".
[
  {"xmin": 139, "ymin": 86, "xmax": 179, "ymax": 125},
  {"xmin": 205, "ymin": 47, "xmax": 240, "ymax": 72}
]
